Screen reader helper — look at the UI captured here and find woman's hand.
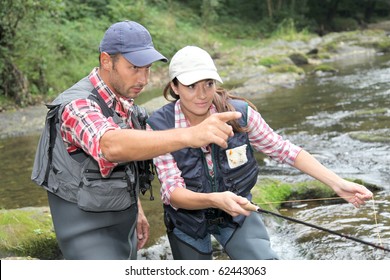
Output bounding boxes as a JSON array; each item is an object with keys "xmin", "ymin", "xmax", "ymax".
[
  {"xmin": 170, "ymin": 188, "xmax": 251, "ymax": 216},
  {"xmin": 211, "ymin": 191, "xmax": 252, "ymax": 217},
  {"xmin": 332, "ymin": 179, "xmax": 373, "ymax": 208}
]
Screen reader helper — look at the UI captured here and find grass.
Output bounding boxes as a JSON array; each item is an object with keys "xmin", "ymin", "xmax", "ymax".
[{"xmin": 0, "ymin": 208, "xmax": 61, "ymax": 259}]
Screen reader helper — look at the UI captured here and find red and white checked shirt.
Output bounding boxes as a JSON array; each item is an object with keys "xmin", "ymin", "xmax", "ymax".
[
  {"xmin": 61, "ymin": 67, "xmax": 136, "ymax": 177},
  {"xmin": 147, "ymin": 99, "xmax": 302, "ymax": 206}
]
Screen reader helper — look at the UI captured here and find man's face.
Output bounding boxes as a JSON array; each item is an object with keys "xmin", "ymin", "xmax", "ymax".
[{"xmin": 103, "ymin": 53, "xmax": 151, "ymax": 99}]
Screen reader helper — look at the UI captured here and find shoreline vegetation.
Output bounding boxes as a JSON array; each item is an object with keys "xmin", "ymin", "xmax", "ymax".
[{"xmin": 1, "ymin": 11, "xmax": 390, "ymax": 259}]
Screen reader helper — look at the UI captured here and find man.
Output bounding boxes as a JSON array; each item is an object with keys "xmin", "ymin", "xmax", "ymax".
[{"xmin": 31, "ymin": 20, "xmax": 241, "ymax": 260}]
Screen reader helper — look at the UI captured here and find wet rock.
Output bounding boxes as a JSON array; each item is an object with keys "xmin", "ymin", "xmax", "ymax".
[{"xmin": 289, "ymin": 53, "xmax": 309, "ymax": 65}]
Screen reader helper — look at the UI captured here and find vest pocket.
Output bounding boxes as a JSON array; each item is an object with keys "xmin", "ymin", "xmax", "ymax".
[
  {"xmin": 77, "ymin": 170, "xmax": 136, "ymax": 212},
  {"xmin": 165, "ymin": 207, "xmax": 207, "ymax": 239},
  {"xmin": 224, "ymin": 163, "xmax": 259, "ymax": 196}
]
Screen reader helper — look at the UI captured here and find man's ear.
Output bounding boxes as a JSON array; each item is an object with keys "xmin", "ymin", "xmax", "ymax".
[{"xmin": 100, "ymin": 52, "xmax": 112, "ymax": 70}]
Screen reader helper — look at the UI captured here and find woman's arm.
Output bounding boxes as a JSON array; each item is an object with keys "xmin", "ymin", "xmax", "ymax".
[
  {"xmin": 170, "ymin": 188, "xmax": 251, "ymax": 217},
  {"xmin": 293, "ymin": 149, "xmax": 373, "ymax": 207}
]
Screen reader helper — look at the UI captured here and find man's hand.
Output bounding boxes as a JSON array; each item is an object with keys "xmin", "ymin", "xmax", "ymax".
[
  {"xmin": 189, "ymin": 112, "xmax": 242, "ymax": 149},
  {"xmin": 136, "ymin": 200, "xmax": 150, "ymax": 250}
]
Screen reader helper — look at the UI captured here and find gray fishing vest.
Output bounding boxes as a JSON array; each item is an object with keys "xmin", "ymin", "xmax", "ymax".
[
  {"xmin": 147, "ymin": 100, "xmax": 259, "ymax": 238},
  {"xmin": 31, "ymin": 77, "xmax": 154, "ymax": 212}
]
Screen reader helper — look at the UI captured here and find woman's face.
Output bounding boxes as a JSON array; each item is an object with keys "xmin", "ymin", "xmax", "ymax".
[{"xmin": 173, "ymin": 79, "xmax": 216, "ymax": 125}]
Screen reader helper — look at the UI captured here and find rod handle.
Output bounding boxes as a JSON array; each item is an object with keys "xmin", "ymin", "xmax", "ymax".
[{"xmin": 241, "ymin": 201, "xmax": 259, "ymax": 212}]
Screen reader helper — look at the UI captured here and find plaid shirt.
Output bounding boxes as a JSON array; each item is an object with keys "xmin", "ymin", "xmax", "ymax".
[
  {"xmin": 147, "ymin": 99, "xmax": 302, "ymax": 205},
  {"xmin": 61, "ymin": 67, "xmax": 135, "ymax": 177}
]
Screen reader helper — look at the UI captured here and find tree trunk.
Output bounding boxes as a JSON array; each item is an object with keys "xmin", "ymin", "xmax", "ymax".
[
  {"xmin": 267, "ymin": 0, "xmax": 273, "ymax": 18},
  {"xmin": 1, "ymin": 59, "xmax": 30, "ymax": 105}
]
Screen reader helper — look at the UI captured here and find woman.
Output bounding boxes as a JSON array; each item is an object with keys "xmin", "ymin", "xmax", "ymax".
[{"xmin": 146, "ymin": 46, "xmax": 373, "ymax": 260}]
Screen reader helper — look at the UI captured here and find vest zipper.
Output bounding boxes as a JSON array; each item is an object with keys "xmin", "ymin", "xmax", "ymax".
[
  {"xmin": 201, "ymin": 145, "xmax": 218, "ymax": 192},
  {"xmin": 84, "ymin": 169, "xmax": 127, "ymax": 181}
]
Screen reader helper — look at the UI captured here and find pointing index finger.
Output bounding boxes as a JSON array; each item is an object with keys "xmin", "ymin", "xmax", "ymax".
[{"xmin": 214, "ymin": 111, "xmax": 242, "ymax": 123}]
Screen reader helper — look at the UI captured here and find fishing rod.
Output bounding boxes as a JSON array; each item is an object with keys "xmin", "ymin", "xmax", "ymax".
[{"xmin": 242, "ymin": 201, "xmax": 390, "ymax": 253}]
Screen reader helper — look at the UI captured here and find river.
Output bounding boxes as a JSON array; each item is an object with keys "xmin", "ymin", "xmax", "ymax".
[{"xmin": 0, "ymin": 52, "xmax": 389, "ymax": 260}]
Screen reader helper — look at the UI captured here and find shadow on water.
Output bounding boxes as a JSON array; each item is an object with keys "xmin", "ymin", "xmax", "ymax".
[{"xmin": 1, "ymin": 53, "xmax": 390, "ymax": 259}]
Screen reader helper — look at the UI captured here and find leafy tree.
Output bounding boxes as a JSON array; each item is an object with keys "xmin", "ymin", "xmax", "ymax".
[{"xmin": 0, "ymin": 0, "xmax": 62, "ymax": 106}]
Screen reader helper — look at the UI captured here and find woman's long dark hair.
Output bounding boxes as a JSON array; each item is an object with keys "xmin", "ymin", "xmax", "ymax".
[{"xmin": 163, "ymin": 78, "xmax": 258, "ymax": 133}]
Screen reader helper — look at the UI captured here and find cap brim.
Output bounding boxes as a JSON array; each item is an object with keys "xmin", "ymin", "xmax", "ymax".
[
  {"xmin": 176, "ymin": 70, "xmax": 223, "ymax": 86},
  {"xmin": 123, "ymin": 48, "xmax": 168, "ymax": 67}
]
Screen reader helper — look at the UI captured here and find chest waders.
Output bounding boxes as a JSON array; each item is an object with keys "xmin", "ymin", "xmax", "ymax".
[{"xmin": 31, "ymin": 77, "xmax": 154, "ymax": 259}]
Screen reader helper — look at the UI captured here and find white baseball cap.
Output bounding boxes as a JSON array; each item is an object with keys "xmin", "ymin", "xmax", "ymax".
[{"xmin": 169, "ymin": 46, "xmax": 223, "ymax": 85}]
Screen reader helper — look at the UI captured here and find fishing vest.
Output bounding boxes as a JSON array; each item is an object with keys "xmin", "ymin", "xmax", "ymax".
[
  {"xmin": 31, "ymin": 77, "xmax": 153, "ymax": 212},
  {"xmin": 147, "ymin": 100, "xmax": 259, "ymax": 239}
]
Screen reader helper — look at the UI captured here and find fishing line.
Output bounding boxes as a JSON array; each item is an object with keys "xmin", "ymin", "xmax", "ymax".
[
  {"xmin": 243, "ymin": 201, "xmax": 390, "ymax": 253},
  {"xmin": 255, "ymin": 195, "xmax": 386, "ymax": 248},
  {"xmin": 371, "ymin": 196, "xmax": 383, "ymax": 247}
]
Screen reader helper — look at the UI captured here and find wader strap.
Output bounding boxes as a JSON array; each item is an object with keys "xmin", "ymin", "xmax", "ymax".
[
  {"xmin": 89, "ymin": 88, "xmax": 114, "ymax": 118},
  {"xmin": 43, "ymin": 105, "xmax": 60, "ymax": 187}
]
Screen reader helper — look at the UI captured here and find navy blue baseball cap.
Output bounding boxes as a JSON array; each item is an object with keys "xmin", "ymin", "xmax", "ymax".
[{"xmin": 99, "ymin": 20, "xmax": 167, "ymax": 67}]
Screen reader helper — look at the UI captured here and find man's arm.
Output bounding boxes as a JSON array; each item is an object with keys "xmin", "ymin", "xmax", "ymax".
[{"xmin": 100, "ymin": 111, "xmax": 241, "ymax": 162}]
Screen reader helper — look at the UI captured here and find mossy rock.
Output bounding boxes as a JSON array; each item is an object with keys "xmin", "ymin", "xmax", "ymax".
[
  {"xmin": 289, "ymin": 53, "xmax": 309, "ymax": 66},
  {"xmin": 251, "ymin": 178, "xmax": 294, "ymax": 211},
  {"xmin": 268, "ymin": 64, "xmax": 305, "ymax": 74},
  {"xmin": 0, "ymin": 207, "xmax": 62, "ymax": 259},
  {"xmin": 348, "ymin": 129, "xmax": 389, "ymax": 144},
  {"xmin": 312, "ymin": 64, "xmax": 338, "ymax": 74},
  {"xmin": 251, "ymin": 177, "xmax": 381, "ymax": 210}
]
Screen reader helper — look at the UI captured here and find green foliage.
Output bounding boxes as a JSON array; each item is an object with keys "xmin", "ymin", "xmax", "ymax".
[
  {"xmin": 107, "ymin": 0, "xmax": 146, "ymax": 23},
  {"xmin": 200, "ymin": 0, "xmax": 220, "ymax": 28},
  {"xmin": 331, "ymin": 17, "xmax": 359, "ymax": 32},
  {"xmin": 2, "ymin": 0, "xmax": 390, "ymax": 107},
  {"xmin": 271, "ymin": 18, "xmax": 312, "ymax": 41}
]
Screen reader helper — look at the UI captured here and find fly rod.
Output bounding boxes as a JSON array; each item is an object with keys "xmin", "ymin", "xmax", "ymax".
[{"xmin": 242, "ymin": 201, "xmax": 390, "ymax": 253}]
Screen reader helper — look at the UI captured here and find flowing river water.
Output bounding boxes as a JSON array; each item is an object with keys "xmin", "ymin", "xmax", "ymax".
[{"xmin": 0, "ymin": 53, "xmax": 389, "ymax": 260}]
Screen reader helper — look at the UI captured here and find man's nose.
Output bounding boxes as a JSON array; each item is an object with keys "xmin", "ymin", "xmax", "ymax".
[{"xmin": 137, "ymin": 68, "xmax": 149, "ymax": 84}]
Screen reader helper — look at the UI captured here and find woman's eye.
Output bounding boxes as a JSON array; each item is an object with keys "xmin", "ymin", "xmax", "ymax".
[{"xmin": 207, "ymin": 81, "xmax": 215, "ymax": 87}]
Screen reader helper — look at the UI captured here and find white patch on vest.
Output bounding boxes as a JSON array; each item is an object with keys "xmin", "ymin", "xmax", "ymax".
[{"xmin": 226, "ymin": 144, "xmax": 248, "ymax": 169}]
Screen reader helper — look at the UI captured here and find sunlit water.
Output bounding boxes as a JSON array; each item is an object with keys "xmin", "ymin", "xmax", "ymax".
[{"xmin": 1, "ymin": 53, "xmax": 389, "ymax": 260}]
